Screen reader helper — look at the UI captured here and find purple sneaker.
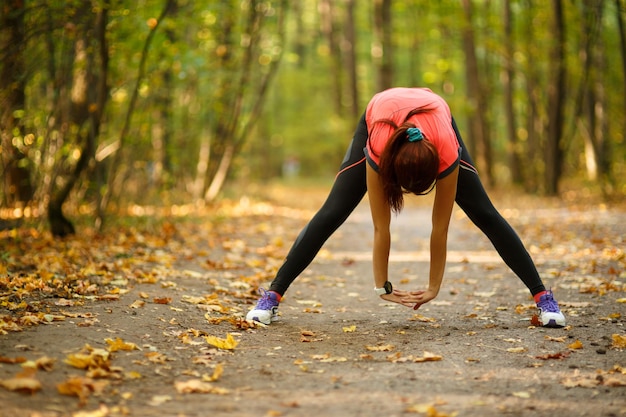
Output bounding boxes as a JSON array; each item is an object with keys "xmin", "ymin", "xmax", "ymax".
[
  {"xmin": 537, "ymin": 290, "xmax": 566, "ymax": 328},
  {"xmin": 246, "ymin": 288, "xmax": 280, "ymax": 325}
]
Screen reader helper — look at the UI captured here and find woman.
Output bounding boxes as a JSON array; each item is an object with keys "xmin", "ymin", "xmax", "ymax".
[{"xmin": 246, "ymin": 87, "xmax": 565, "ymax": 328}]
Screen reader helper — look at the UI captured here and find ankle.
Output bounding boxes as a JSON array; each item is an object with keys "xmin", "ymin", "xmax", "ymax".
[
  {"xmin": 534, "ymin": 291, "xmax": 547, "ymax": 303},
  {"xmin": 269, "ymin": 291, "xmax": 282, "ymax": 302}
]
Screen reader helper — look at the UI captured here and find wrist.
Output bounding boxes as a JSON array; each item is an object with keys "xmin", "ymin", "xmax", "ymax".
[
  {"xmin": 374, "ymin": 281, "xmax": 393, "ymax": 296},
  {"xmin": 427, "ymin": 285, "xmax": 441, "ymax": 295}
]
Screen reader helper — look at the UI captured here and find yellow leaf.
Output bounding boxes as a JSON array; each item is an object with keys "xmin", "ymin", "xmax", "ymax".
[
  {"xmin": 365, "ymin": 344, "xmax": 395, "ymax": 352},
  {"xmin": 0, "ymin": 369, "xmax": 41, "ymax": 394},
  {"xmin": 71, "ymin": 404, "xmax": 111, "ymax": 417},
  {"xmin": 145, "ymin": 352, "xmax": 168, "ymax": 364},
  {"xmin": 57, "ymin": 376, "xmax": 100, "ymax": 406},
  {"xmin": 409, "ymin": 314, "xmax": 436, "ymax": 323},
  {"xmin": 568, "ymin": 340, "xmax": 583, "ymax": 350},
  {"xmin": 205, "ymin": 333, "xmax": 238, "ymax": 350},
  {"xmin": 507, "ymin": 347, "xmax": 527, "ymax": 353},
  {"xmin": 174, "ymin": 379, "xmax": 229, "ymax": 394},
  {"xmin": 342, "ymin": 325, "xmax": 356, "ymax": 333},
  {"xmin": 545, "ymin": 336, "xmax": 566, "ymax": 342},
  {"xmin": 64, "ymin": 353, "xmax": 97, "ymax": 370},
  {"xmin": 405, "ymin": 403, "xmax": 455, "ymax": 416},
  {"xmin": 32, "ymin": 356, "xmax": 56, "ymax": 371},
  {"xmin": 611, "ymin": 334, "xmax": 626, "ymax": 349},
  {"xmin": 64, "ymin": 346, "xmax": 110, "ymax": 370},
  {"xmin": 105, "ymin": 337, "xmax": 139, "ymax": 352},
  {"xmin": 202, "ymin": 364, "xmax": 224, "ymax": 382},
  {"xmin": 414, "ymin": 351, "xmax": 443, "ymax": 363},
  {"xmin": 318, "ymin": 356, "xmax": 347, "ymax": 363}
]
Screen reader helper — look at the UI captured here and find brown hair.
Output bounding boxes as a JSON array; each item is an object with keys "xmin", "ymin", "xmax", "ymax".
[{"xmin": 374, "ymin": 107, "xmax": 439, "ymax": 213}]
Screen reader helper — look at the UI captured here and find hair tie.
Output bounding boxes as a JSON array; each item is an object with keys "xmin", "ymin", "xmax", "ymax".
[{"xmin": 407, "ymin": 127, "xmax": 424, "ymax": 142}]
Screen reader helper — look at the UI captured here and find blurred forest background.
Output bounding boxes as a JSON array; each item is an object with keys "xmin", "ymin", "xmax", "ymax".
[{"xmin": 1, "ymin": 0, "xmax": 625, "ymax": 236}]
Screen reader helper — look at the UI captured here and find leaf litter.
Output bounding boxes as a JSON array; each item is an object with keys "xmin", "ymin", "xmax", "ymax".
[{"xmin": 0, "ymin": 196, "xmax": 625, "ymax": 416}]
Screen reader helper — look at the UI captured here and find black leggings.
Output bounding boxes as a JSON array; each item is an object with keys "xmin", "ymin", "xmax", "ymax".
[{"xmin": 269, "ymin": 114, "xmax": 546, "ymax": 297}]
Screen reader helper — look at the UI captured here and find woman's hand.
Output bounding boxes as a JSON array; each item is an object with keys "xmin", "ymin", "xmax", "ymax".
[
  {"xmin": 379, "ymin": 291, "xmax": 415, "ymax": 307},
  {"xmin": 382, "ymin": 288, "xmax": 438, "ymax": 310}
]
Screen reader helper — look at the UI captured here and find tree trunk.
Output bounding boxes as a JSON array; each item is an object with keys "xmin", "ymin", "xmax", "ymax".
[
  {"xmin": 544, "ymin": 0, "xmax": 566, "ymax": 195},
  {"xmin": 572, "ymin": 1, "xmax": 606, "ymax": 184},
  {"xmin": 461, "ymin": 0, "xmax": 492, "ymax": 185},
  {"xmin": 48, "ymin": 4, "xmax": 110, "ymax": 237},
  {"xmin": 0, "ymin": 0, "xmax": 33, "ymax": 206},
  {"xmin": 373, "ymin": 0, "xmax": 393, "ymax": 91},
  {"xmin": 344, "ymin": 0, "xmax": 359, "ymax": 118},
  {"xmin": 319, "ymin": 0, "xmax": 343, "ymax": 115},
  {"xmin": 616, "ymin": 0, "xmax": 626, "ymax": 165},
  {"xmin": 520, "ymin": 0, "xmax": 543, "ymax": 193},
  {"xmin": 502, "ymin": 1, "xmax": 523, "ymax": 184},
  {"xmin": 96, "ymin": 0, "xmax": 175, "ymax": 230},
  {"xmin": 204, "ymin": 143, "xmax": 234, "ymax": 202}
]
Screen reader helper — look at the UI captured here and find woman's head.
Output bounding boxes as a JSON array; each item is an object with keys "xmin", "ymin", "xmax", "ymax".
[{"xmin": 376, "ymin": 109, "xmax": 439, "ymax": 213}]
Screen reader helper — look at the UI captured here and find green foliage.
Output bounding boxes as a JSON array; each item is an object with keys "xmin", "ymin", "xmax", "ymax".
[{"xmin": 1, "ymin": 0, "xmax": 625, "ymax": 222}]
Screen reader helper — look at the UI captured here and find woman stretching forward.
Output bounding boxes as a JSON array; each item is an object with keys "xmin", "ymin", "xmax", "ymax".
[{"xmin": 246, "ymin": 87, "xmax": 565, "ymax": 328}]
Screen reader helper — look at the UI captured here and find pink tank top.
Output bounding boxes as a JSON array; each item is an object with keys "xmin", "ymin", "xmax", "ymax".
[{"xmin": 365, "ymin": 88, "xmax": 461, "ymax": 178}]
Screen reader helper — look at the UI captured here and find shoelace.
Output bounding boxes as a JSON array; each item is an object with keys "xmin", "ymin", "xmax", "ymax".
[
  {"xmin": 538, "ymin": 291, "xmax": 560, "ymax": 313},
  {"xmin": 255, "ymin": 288, "xmax": 277, "ymax": 309}
]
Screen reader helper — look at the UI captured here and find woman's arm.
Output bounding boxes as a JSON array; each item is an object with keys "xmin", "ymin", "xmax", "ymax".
[
  {"xmin": 401, "ymin": 166, "xmax": 459, "ymax": 309},
  {"xmin": 366, "ymin": 163, "xmax": 391, "ymax": 288},
  {"xmin": 366, "ymin": 163, "xmax": 414, "ymax": 306}
]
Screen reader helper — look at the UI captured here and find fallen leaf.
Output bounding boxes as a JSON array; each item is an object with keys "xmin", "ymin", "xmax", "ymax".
[
  {"xmin": 611, "ymin": 334, "xmax": 626, "ymax": 349},
  {"xmin": 365, "ymin": 344, "xmax": 395, "ymax": 352},
  {"xmin": 568, "ymin": 340, "xmax": 583, "ymax": 350},
  {"xmin": 409, "ymin": 314, "xmax": 437, "ymax": 322},
  {"xmin": 414, "ymin": 351, "xmax": 443, "ymax": 363},
  {"xmin": 405, "ymin": 402, "xmax": 455, "ymax": 416},
  {"xmin": 71, "ymin": 404, "xmax": 110, "ymax": 417},
  {"xmin": 311, "ymin": 354, "xmax": 347, "ymax": 363},
  {"xmin": 23, "ymin": 356, "xmax": 56, "ymax": 371},
  {"xmin": 57, "ymin": 376, "xmax": 108, "ymax": 406},
  {"xmin": 205, "ymin": 333, "xmax": 238, "ymax": 350},
  {"xmin": 174, "ymin": 379, "xmax": 229, "ymax": 394},
  {"xmin": 342, "ymin": 325, "xmax": 356, "ymax": 332},
  {"xmin": 202, "ymin": 364, "xmax": 224, "ymax": 382},
  {"xmin": 105, "ymin": 337, "xmax": 139, "ymax": 352},
  {"xmin": 148, "ymin": 395, "xmax": 172, "ymax": 406},
  {"xmin": 145, "ymin": 352, "xmax": 168, "ymax": 364},
  {"xmin": 535, "ymin": 351, "xmax": 570, "ymax": 360},
  {"xmin": 530, "ymin": 314, "xmax": 541, "ymax": 326},
  {"xmin": 544, "ymin": 336, "xmax": 566, "ymax": 342},
  {"xmin": 0, "ymin": 356, "xmax": 27, "ymax": 364},
  {"xmin": 0, "ymin": 368, "xmax": 42, "ymax": 394},
  {"xmin": 64, "ymin": 347, "xmax": 111, "ymax": 371}
]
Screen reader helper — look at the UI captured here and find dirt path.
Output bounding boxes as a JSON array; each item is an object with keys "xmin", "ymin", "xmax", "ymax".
[{"xmin": 1, "ymin": 197, "xmax": 625, "ymax": 417}]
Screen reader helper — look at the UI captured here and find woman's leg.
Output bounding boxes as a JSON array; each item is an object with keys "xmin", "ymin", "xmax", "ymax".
[
  {"xmin": 268, "ymin": 114, "xmax": 369, "ymax": 295},
  {"xmin": 451, "ymin": 118, "xmax": 546, "ymax": 296}
]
